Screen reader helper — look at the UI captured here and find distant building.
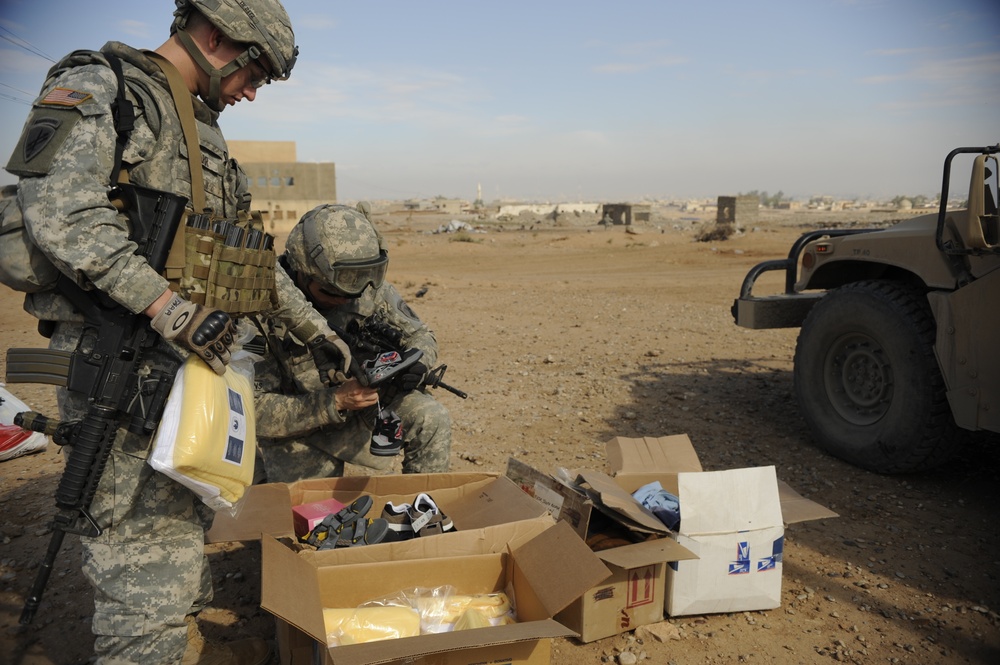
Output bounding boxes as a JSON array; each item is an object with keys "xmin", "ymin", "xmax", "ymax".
[
  {"xmin": 229, "ymin": 141, "xmax": 336, "ymax": 233},
  {"xmin": 716, "ymin": 195, "xmax": 759, "ymax": 227},
  {"xmin": 600, "ymin": 203, "xmax": 651, "ymax": 225}
]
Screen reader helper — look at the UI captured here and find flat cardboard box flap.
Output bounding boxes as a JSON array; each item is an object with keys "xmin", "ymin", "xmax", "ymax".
[
  {"xmin": 677, "ymin": 466, "xmax": 783, "ymax": 535},
  {"xmin": 509, "ymin": 520, "xmax": 612, "ymax": 618},
  {"xmin": 595, "ymin": 535, "xmax": 698, "ymax": 569},
  {"xmin": 205, "ymin": 483, "xmax": 292, "ymax": 543},
  {"xmin": 325, "ymin": 619, "xmax": 572, "ymax": 665},
  {"xmin": 607, "ymin": 435, "xmax": 703, "ymax": 474},
  {"xmin": 575, "ymin": 470, "xmax": 670, "ymax": 535},
  {"xmin": 778, "ymin": 480, "xmax": 839, "ymax": 523}
]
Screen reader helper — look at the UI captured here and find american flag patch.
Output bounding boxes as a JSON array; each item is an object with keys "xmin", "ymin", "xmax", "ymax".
[{"xmin": 40, "ymin": 87, "xmax": 92, "ymax": 107}]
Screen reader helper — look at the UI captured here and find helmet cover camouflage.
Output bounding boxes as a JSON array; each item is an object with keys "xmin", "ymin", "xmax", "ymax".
[
  {"xmin": 173, "ymin": 0, "xmax": 297, "ymax": 80},
  {"xmin": 286, "ymin": 203, "xmax": 388, "ymax": 296}
]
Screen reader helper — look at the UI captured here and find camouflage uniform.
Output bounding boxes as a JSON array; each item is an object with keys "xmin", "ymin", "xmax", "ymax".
[
  {"xmin": 6, "ymin": 43, "xmax": 327, "ymax": 664},
  {"xmin": 256, "ymin": 280, "xmax": 453, "ymax": 481}
]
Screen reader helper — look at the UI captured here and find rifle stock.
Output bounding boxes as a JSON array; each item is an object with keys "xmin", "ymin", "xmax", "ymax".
[{"xmin": 19, "ymin": 184, "xmax": 187, "ymax": 625}]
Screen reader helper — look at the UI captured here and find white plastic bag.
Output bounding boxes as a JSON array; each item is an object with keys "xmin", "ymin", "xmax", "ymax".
[{"xmin": 148, "ymin": 346, "xmax": 258, "ymax": 511}]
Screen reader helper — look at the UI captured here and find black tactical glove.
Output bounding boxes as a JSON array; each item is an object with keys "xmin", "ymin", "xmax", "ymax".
[
  {"xmin": 307, "ymin": 334, "xmax": 352, "ymax": 385},
  {"xmin": 150, "ymin": 293, "xmax": 237, "ymax": 375},
  {"xmin": 398, "ymin": 361, "xmax": 428, "ymax": 392}
]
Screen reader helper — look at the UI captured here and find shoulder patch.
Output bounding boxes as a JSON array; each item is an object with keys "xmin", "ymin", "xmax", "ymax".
[
  {"xmin": 40, "ymin": 87, "xmax": 93, "ymax": 107},
  {"xmin": 22, "ymin": 117, "xmax": 61, "ymax": 163}
]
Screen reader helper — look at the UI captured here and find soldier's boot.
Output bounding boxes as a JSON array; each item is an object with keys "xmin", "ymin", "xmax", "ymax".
[{"xmin": 182, "ymin": 616, "xmax": 271, "ymax": 665}]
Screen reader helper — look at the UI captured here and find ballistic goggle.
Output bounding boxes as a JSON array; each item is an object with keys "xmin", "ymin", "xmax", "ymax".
[{"xmin": 317, "ymin": 251, "xmax": 389, "ymax": 297}]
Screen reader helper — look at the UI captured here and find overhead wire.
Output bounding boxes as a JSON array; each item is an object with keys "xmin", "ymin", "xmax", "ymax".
[
  {"xmin": 0, "ymin": 25, "xmax": 55, "ymax": 63},
  {"xmin": 0, "ymin": 25, "xmax": 54, "ymax": 106}
]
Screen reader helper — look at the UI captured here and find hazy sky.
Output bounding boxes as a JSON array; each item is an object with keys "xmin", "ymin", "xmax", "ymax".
[{"xmin": 1, "ymin": 1, "xmax": 997, "ymax": 202}]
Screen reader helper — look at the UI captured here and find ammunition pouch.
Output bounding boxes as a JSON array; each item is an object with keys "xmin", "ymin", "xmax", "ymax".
[{"xmin": 177, "ymin": 213, "xmax": 278, "ymax": 316}]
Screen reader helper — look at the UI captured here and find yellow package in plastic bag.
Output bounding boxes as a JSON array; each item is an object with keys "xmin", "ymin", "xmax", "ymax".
[
  {"xmin": 149, "ymin": 353, "xmax": 256, "ymax": 511},
  {"xmin": 323, "ymin": 607, "xmax": 421, "ymax": 646},
  {"xmin": 415, "ymin": 592, "xmax": 514, "ymax": 633}
]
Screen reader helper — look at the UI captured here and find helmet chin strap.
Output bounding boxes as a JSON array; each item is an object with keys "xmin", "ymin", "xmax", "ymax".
[{"xmin": 176, "ymin": 28, "xmax": 249, "ymax": 112}]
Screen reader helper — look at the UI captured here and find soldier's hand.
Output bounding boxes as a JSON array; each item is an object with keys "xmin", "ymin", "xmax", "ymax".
[
  {"xmin": 334, "ymin": 379, "xmax": 379, "ymax": 411},
  {"xmin": 150, "ymin": 293, "xmax": 237, "ymax": 375},
  {"xmin": 398, "ymin": 361, "xmax": 428, "ymax": 392},
  {"xmin": 307, "ymin": 334, "xmax": 352, "ymax": 385}
]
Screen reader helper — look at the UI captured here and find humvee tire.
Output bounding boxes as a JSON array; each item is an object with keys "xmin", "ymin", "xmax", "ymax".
[{"xmin": 793, "ymin": 279, "xmax": 963, "ymax": 473}]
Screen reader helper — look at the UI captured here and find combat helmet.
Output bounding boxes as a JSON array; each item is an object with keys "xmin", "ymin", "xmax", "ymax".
[
  {"xmin": 172, "ymin": 0, "xmax": 298, "ymax": 111},
  {"xmin": 285, "ymin": 203, "xmax": 389, "ymax": 297}
]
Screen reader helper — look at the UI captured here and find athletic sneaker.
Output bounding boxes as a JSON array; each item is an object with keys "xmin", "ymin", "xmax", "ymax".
[
  {"xmin": 381, "ymin": 500, "xmax": 416, "ymax": 541},
  {"xmin": 409, "ymin": 493, "xmax": 455, "ymax": 537},
  {"xmin": 381, "ymin": 493, "xmax": 455, "ymax": 540}
]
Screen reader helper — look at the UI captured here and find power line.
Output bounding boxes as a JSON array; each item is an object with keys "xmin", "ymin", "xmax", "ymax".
[
  {"xmin": 0, "ymin": 25, "xmax": 55, "ymax": 63},
  {"xmin": 0, "ymin": 90, "xmax": 32, "ymax": 106},
  {"xmin": 0, "ymin": 80, "xmax": 36, "ymax": 99}
]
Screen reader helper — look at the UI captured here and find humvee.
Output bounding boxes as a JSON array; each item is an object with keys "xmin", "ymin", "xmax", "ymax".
[{"xmin": 732, "ymin": 145, "xmax": 999, "ymax": 473}]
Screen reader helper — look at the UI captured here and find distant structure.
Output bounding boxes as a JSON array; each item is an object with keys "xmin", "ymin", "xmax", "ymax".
[
  {"xmin": 716, "ymin": 195, "xmax": 759, "ymax": 229},
  {"xmin": 229, "ymin": 140, "xmax": 336, "ymax": 233},
  {"xmin": 600, "ymin": 203, "xmax": 651, "ymax": 226}
]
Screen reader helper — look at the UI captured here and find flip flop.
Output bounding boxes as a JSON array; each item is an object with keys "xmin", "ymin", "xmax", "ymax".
[
  {"xmin": 301, "ymin": 495, "xmax": 374, "ymax": 548},
  {"xmin": 322, "ymin": 517, "xmax": 390, "ymax": 549}
]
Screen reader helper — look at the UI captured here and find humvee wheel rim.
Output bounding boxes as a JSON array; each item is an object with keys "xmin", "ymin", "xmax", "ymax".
[{"xmin": 824, "ymin": 332, "xmax": 892, "ymax": 425}]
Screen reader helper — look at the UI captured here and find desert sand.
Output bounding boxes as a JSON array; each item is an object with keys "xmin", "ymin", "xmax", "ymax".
[{"xmin": 2, "ymin": 205, "xmax": 998, "ymax": 664}]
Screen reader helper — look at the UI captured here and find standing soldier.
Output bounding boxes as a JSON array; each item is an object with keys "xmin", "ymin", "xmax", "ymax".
[
  {"xmin": 5, "ymin": 2, "xmax": 349, "ymax": 663},
  {"xmin": 255, "ymin": 203, "xmax": 453, "ymax": 482}
]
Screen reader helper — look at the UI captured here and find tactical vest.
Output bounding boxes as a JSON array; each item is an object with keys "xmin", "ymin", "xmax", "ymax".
[{"xmin": 9, "ymin": 45, "xmax": 276, "ymax": 316}]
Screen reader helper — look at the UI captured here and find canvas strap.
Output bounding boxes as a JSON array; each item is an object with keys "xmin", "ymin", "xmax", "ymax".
[{"xmin": 144, "ymin": 51, "xmax": 207, "ymax": 277}]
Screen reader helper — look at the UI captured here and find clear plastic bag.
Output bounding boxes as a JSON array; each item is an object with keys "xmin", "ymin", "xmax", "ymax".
[
  {"xmin": 148, "ymin": 325, "xmax": 260, "ymax": 511},
  {"xmin": 358, "ymin": 585, "xmax": 516, "ymax": 636}
]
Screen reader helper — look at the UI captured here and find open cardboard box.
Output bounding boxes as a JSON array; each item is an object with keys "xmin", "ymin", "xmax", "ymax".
[
  {"xmin": 506, "ymin": 458, "xmax": 696, "ymax": 642},
  {"xmin": 206, "ymin": 473, "xmax": 611, "ymax": 664},
  {"xmin": 507, "ymin": 434, "xmax": 838, "ymax": 637},
  {"xmin": 263, "ymin": 517, "xmax": 611, "ymax": 665},
  {"xmin": 206, "ymin": 472, "xmax": 550, "ymax": 544},
  {"xmin": 601, "ymin": 435, "xmax": 838, "ymax": 617}
]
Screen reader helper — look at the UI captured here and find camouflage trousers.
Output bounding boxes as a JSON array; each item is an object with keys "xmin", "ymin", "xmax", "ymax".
[
  {"xmin": 51, "ymin": 324, "xmax": 213, "ymax": 665},
  {"xmin": 258, "ymin": 389, "xmax": 452, "ymax": 482}
]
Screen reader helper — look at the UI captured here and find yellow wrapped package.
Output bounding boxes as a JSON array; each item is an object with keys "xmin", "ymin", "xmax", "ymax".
[
  {"xmin": 149, "ymin": 352, "xmax": 256, "ymax": 511},
  {"xmin": 323, "ymin": 607, "xmax": 421, "ymax": 646},
  {"xmin": 415, "ymin": 592, "xmax": 514, "ymax": 633}
]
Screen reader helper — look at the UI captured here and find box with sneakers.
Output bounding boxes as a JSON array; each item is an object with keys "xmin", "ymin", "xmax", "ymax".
[
  {"xmin": 266, "ymin": 517, "xmax": 611, "ymax": 665},
  {"xmin": 207, "ymin": 472, "xmax": 547, "ymax": 547},
  {"xmin": 207, "ymin": 474, "xmax": 613, "ymax": 664}
]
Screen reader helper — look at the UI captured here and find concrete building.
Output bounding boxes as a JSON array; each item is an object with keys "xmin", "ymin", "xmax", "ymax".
[
  {"xmin": 601, "ymin": 203, "xmax": 651, "ymax": 225},
  {"xmin": 229, "ymin": 141, "xmax": 336, "ymax": 233},
  {"xmin": 716, "ymin": 195, "xmax": 759, "ymax": 228}
]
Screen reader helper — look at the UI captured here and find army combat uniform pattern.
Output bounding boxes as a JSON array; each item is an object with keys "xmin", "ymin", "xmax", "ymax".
[
  {"xmin": 7, "ymin": 43, "xmax": 332, "ymax": 664},
  {"xmin": 255, "ymin": 282, "xmax": 452, "ymax": 481}
]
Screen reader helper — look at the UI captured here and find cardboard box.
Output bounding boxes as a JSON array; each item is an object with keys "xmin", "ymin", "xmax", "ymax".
[
  {"xmin": 263, "ymin": 517, "xmax": 611, "ymax": 665},
  {"xmin": 207, "ymin": 473, "xmax": 611, "ymax": 664},
  {"xmin": 507, "ymin": 434, "xmax": 838, "ymax": 634},
  {"xmin": 275, "ymin": 616, "xmax": 556, "ymax": 665},
  {"xmin": 605, "ymin": 435, "xmax": 838, "ymax": 617},
  {"xmin": 207, "ymin": 472, "xmax": 550, "ymax": 543},
  {"xmin": 507, "ymin": 458, "xmax": 696, "ymax": 642}
]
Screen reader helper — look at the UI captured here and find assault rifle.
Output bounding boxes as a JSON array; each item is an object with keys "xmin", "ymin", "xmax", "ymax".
[
  {"xmin": 333, "ymin": 316, "xmax": 467, "ymax": 399},
  {"xmin": 8, "ymin": 183, "xmax": 187, "ymax": 624}
]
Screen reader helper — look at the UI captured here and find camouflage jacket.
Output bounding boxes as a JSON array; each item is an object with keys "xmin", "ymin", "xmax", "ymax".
[
  {"xmin": 6, "ymin": 42, "xmax": 330, "ymax": 343},
  {"xmin": 255, "ymin": 282, "xmax": 438, "ymax": 439}
]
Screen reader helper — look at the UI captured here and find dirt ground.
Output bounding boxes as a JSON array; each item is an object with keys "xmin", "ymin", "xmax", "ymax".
[{"xmin": 1, "ymin": 205, "xmax": 998, "ymax": 665}]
